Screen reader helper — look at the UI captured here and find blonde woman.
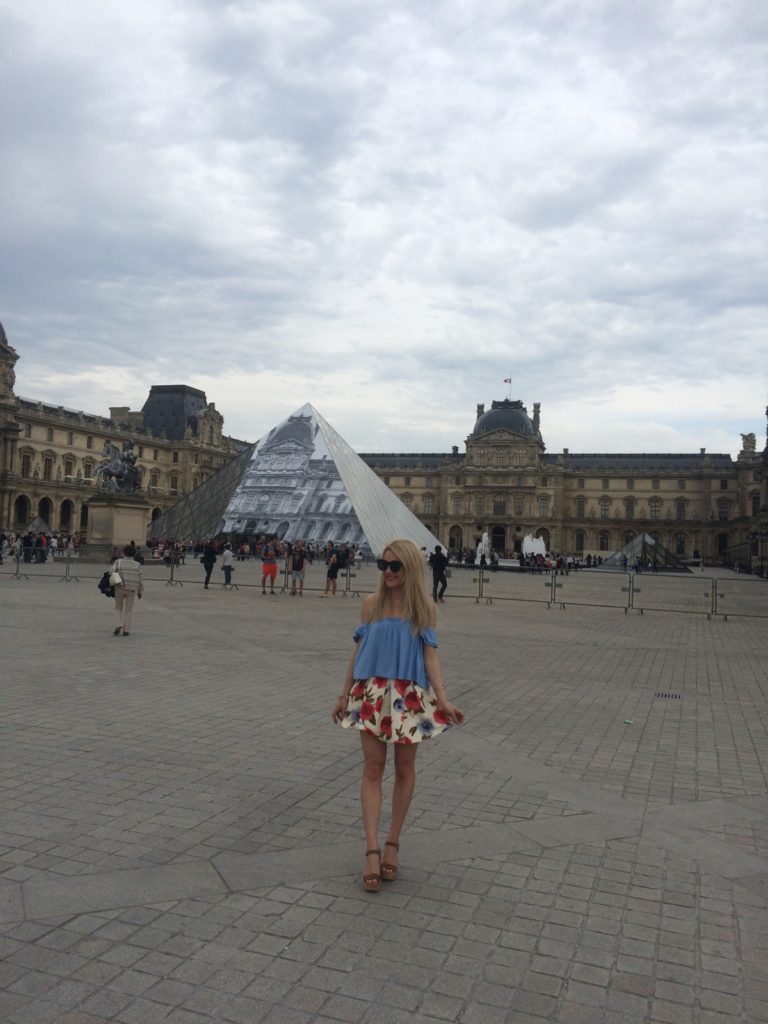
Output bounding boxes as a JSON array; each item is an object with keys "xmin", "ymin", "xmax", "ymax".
[{"xmin": 332, "ymin": 538, "xmax": 464, "ymax": 892}]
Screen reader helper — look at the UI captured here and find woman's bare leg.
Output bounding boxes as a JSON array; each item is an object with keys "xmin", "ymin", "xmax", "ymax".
[
  {"xmin": 384, "ymin": 743, "xmax": 418, "ymax": 868},
  {"xmin": 360, "ymin": 732, "xmax": 386, "ymax": 875}
]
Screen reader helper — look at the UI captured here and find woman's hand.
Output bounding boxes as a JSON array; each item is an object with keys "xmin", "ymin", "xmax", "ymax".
[
  {"xmin": 331, "ymin": 695, "xmax": 348, "ymax": 724},
  {"xmin": 439, "ymin": 701, "xmax": 465, "ymax": 725}
]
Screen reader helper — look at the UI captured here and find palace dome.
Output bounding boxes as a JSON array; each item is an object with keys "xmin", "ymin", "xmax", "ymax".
[{"xmin": 472, "ymin": 399, "xmax": 536, "ymax": 438}]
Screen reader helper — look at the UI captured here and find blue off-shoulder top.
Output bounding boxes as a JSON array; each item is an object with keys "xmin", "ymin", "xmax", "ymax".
[{"xmin": 352, "ymin": 617, "xmax": 438, "ymax": 689}]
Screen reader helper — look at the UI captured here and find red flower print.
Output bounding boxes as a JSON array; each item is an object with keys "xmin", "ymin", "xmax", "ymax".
[
  {"xmin": 351, "ymin": 682, "xmax": 366, "ymax": 699},
  {"xmin": 380, "ymin": 716, "xmax": 392, "ymax": 738},
  {"xmin": 394, "ymin": 679, "xmax": 410, "ymax": 697},
  {"xmin": 360, "ymin": 701, "xmax": 375, "ymax": 722},
  {"xmin": 375, "ymin": 696, "xmax": 384, "ymax": 712},
  {"xmin": 433, "ymin": 707, "xmax": 449, "ymax": 725},
  {"xmin": 405, "ymin": 690, "xmax": 423, "ymax": 712},
  {"xmin": 372, "ymin": 677, "xmax": 388, "ymax": 689}
]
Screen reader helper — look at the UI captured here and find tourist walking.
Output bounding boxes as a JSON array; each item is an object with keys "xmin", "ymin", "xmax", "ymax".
[
  {"xmin": 321, "ymin": 541, "xmax": 339, "ymax": 597},
  {"xmin": 221, "ymin": 543, "xmax": 234, "ymax": 586},
  {"xmin": 261, "ymin": 537, "xmax": 279, "ymax": 594},
  {"xmin": 332, "ymin": 538, "xmax": 464, "ymax": 892},
  {"xmin": 111, "ymin": 543, "xmax": 143, "ymax": 636},
  {"xmin": 201, "ymin": 540, "xmax": 217, "ymax": 588},
  {"xmin": 290, "ymin": 542, "xmax": 306, "ymax": 595},
  {"xmin": 428, "ymin": 544, "xmax": 448, "ymax": 602}
]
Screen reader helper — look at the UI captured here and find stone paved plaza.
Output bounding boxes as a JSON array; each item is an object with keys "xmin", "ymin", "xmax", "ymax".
[{"xmin": 1, "ymin": 559, "xmax": 767, "ymax": 1023}]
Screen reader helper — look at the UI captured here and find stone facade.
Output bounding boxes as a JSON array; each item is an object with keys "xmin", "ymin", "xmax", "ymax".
[
  {"xmin": 360, "ymin": 399, "xmax": 768, "ymax": 566},
  {"xmin": 0, "ymin": 326, "xmax": 246, "ymax": 536}
]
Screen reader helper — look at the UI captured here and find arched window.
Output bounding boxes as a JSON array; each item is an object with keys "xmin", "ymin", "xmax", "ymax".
[
  {"xmin": 718, "ymin": 499, "xmax": 728, "ymax": 521},
  {"xmin": 86, "ymin": 435, "xmax": 93, "ymax": 449},
  {"xmin": 67, "ymin": 431, "xmax": 73, "ymax": 445},
  {"xmin": 46, "ymin": 427, "xmax": 53, "ymax": 442},
  {"xmin": 538, "ymin": 496, "xmax": 549, "ymax": 518},
  {"xmin": 452, "ymin": 494, "xmax": 463, "ymax": 515},
  {"xmin": 675, "ymin": 533, "xmax": 686, "ymax": 555},
  {"xmin": 599, "ymin": 530, "xmax": 610, "ymax": 551},
  {"xmin": 676, "ymin": 498, "xmax": 686, "ymax": 521},
  {"xmin": 649, "ymin": 498, "xmax": 661, "ymax": 520},
  {"xmin": 576, "ymin": 497, "xmax": 586, "ymax": 519},
  {"xmin": 599, "ymin": 498, "xmax": 611, "ymax": 518},
  {"xmin": 170, "ymin": 475, "xmax": 179, "ymax": 494},
  {"xmin": 14, "ymin": 495, "xmax": 30, "ymax": 527},
  {"xmin": 492, "ymin": 494, "xmax": 506, "ymax": 515},
  {"xmin": 24, "ymin": 423, "xmax": 31, "ymax": 438},
  {"xmin": 625, "ymin": 497, "xmax": 635, "ymax": 519},
  {"xmin": 575, "ymin": 530, "xmax": 585, "ymax": 553}
]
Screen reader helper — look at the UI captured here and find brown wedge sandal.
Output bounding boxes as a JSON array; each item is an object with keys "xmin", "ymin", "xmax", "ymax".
[
  {"xmin": 381, "ymin": 841, "xmax": 399, "ymax": 881},
  {"xmin": 363, "ymin": 849, "xmax": 381, "ymax": 892}
]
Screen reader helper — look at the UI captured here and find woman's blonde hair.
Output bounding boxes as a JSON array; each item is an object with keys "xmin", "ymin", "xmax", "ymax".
[{"xmin": 372, "ymin": 538, "xmax": 434, "ymax": 633}]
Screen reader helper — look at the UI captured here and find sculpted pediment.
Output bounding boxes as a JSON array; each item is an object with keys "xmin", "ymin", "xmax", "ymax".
[{"xmin": 467, "ymin": 428, "xmax": 532, "ymax": 444}]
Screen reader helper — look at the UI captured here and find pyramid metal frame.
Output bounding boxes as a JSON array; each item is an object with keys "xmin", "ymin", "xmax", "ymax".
[{"xmin": 148, "ymin": 404, "xmax": 441, "ymax": 555}]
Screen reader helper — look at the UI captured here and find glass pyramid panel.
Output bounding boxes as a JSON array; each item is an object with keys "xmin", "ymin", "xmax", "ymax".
[
  {"xmin": 148, "ymin": 442, "xmax": 256, "ymax": 542},
  {"xmin": 597, "ymin": 532, "xmax": 692, "ymax": 573},
  {"xmin": 149, "ymin": 404, "xmax": 441, "ymax": 555}
]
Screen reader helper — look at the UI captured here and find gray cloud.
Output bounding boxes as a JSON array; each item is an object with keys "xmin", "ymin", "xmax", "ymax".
[{"xmin": 1, "ymin": 0, "xmax": 766, "ymax": 455}]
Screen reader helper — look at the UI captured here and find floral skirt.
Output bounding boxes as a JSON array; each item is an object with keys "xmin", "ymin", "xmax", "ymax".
[{"xmin": 341, "ymin": 677, "xmax": 451, "ymax": 744}]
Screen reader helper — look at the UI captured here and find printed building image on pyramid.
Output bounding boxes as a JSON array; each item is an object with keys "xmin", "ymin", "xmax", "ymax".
[{"xmin": 149, "ymin": 404, "xmax": 440, "ymax": 555}]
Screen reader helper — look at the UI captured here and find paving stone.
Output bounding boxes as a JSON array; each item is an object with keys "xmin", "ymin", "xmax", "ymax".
[{"xmin": 3, "ymin": 584, "xmax": 767, "ymax": 1024}]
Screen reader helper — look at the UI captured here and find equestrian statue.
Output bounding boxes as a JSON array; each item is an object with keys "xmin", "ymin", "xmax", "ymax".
[{"xmin": 95, "ymin": 439, "xmax": 144, "ymax": 493}]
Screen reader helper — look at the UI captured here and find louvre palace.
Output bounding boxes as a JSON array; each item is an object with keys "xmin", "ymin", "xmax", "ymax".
[
  {"xmin": 1, "ymin": 323, "xmax": 766, "ymax": 567},
  {"xmin": 360, "ymin": 400, "xmax": 767, "ymax": 567},
  {"xmin": 0, "ymin": 325, "xmax": 247, "ymax": 537}
]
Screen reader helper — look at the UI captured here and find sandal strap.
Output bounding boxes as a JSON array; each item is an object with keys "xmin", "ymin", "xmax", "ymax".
[
  {"xmin": 384, "ymin": 841, "xmax": 399, "ymax": 850},
  {"xmin": 365, "ymin": 848, "xmax": 380, "ymax": 856}
]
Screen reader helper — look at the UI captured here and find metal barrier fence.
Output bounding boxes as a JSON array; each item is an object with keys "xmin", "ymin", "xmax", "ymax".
[
  {"xmin": 2, "ymin": 550, "xmax": 768, "ymax": 620},
  {"xmin": 714, "ymin": 578, "xmax": 768, "ymax": 619}
]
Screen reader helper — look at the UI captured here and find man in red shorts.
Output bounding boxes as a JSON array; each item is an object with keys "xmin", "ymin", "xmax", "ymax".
[{"xmin": 261, "ymin": 538, "xmax": 279, "ymax": 595}]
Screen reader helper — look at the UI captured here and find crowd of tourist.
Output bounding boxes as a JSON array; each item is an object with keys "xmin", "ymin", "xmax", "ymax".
[{"xmin": 0, "ymin": 531, "xmax": 85, "ymax": 563}]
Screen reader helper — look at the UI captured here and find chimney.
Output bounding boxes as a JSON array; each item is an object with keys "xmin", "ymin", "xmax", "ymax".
[
  {"xmin": 533, "ymin": 402, "xmax": 541, "ymax": 431},
  {"xmin": 476, "ymin": 403, "xmax": 484, "ymax": 420},
  {"xmin": 452, "ymin": 445, "xmax": 458, "ymax": 455},
  {"xmin": 700, "ymin": 447, "xmax": 706, "ymax": 455},
  {"xmin": 563, "ymin": 447, "xmax": 569, "ymax": 456}
]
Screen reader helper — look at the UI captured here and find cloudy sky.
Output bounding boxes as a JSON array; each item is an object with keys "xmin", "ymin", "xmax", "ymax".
[{"xmin": 1, "ymin": 0, "xmax": 766, "ymax": 456}]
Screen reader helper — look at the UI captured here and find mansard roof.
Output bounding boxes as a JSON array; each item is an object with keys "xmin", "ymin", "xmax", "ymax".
[{"xmin": 545, "ymin": 452, "xmax": 735, "ymax": 472}]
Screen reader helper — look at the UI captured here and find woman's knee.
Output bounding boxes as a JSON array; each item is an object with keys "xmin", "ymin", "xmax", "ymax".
[{"xmin": 362, "ymin": 757, "xmax": 386, "ymax": 783}]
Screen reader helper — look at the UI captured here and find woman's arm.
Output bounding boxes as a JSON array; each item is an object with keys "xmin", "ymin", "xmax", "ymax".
[
  {"xmin": 331, "ymin": 594, "xmax": 375, "ymax": 722},
  {"xmin": 424, "ymin": 645, "xmax": 465, "ymax": 725}
]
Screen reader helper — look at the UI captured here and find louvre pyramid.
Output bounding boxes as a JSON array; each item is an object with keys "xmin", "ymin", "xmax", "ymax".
[
  {"xmin": 148, "ymin": 403, "xmax": 441, "ymax": 554},
  {"xmin": 596, "ymin": 532, "xmax": 692, "ymax": 573}
]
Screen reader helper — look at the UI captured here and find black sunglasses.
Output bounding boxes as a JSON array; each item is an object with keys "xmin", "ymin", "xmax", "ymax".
[{"xmin": 377, "ymin": 558, "xmax": 403, "ymax": 573}]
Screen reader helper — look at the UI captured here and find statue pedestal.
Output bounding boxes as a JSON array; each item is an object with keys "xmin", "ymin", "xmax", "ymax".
[{"xmin": 85, "ymin": 493, "xmax": 152, "ymax": 563}]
